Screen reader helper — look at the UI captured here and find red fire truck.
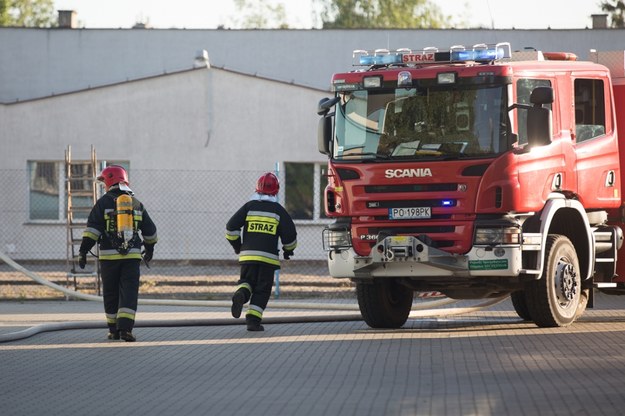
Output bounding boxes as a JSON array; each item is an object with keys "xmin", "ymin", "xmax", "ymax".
[{"xmin": 317, "ymin": 42, "xmax": 625, "ymax": 329}]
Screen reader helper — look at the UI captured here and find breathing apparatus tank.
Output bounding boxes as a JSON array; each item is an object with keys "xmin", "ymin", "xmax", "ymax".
[{"xmin": 116, "ymin": 194, "xmax": 134, "ymax": 252}]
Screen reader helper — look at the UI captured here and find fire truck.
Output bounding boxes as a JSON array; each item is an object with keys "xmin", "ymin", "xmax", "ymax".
[{"xmin": 317, "ymin": 42, "xmax": 625, "ymax": 329}]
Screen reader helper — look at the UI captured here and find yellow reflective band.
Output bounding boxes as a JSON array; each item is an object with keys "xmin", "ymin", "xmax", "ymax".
[
  {"xmin": 100, "ymin": 253, "xmax": 143, "ymax": 260},
  {"xmin": 246, "ymin": 309, "xmax": 263, "ymax": 319},
  {"xmin": 283, "ymin": 242, "xmax": 297, "ymax": 251},
  {"xmin": 246, "ymin": 215, "xmax": 279, "ymax": 224},
  {"xmin": 106, "ymin": 317, "xmax": 117, "ymax": 324},
  {"xmin": 83, "ymin": 231, "xmax": 99, "ymax": 241},
  {"xmin": 117, "ymin": 312, "xmax": 135, "ymax": 320},
  {"xmin": 226, "ymin": 234, "xmax": 240, "ymax": 241},
  {"xmin": 239, "ymin": 255, "xmax": 280, "ymax": 266},
  {"xmin": 236, "ymin": 283, "xmax": 252, "ymax": 293},
  {"xmin": 247, "ymin": 221, "xmax": 277, "ymax": 235}
]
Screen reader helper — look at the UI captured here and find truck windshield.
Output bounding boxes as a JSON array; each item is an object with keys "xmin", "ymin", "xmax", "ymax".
[{"xmin": 333, "ymin": 85, "xmax": 508, "ymax": 161}]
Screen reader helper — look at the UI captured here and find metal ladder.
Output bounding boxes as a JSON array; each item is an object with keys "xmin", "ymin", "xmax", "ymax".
[{"xmin": 65, "ymin": 145, "xmax": 102, "ymax": 294}]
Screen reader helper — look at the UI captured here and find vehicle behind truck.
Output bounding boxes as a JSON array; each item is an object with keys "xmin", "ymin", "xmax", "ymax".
[{"xmin": 317, "ymin": 42, "xmax": 625, "ymax": 329}]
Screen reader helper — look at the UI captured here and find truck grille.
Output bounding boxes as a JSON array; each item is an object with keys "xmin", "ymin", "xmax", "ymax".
[{"xmin": 365, "ymin": 183, "xmax": 457, "ymax": 193}]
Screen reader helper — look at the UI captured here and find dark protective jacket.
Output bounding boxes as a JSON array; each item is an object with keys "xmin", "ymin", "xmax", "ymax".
[
  {"xmin": 80, "ymin": 186, "xmax": 158, "ymax": 260},
  {"xmin": 226, "ymin": 197, "xmax": 297, "ymax": 269}
]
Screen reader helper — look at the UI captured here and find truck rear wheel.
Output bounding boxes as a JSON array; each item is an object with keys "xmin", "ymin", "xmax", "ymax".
[
  {"xmin": 525, "ymin": 235, "xmax": 581, "ymax": 327},
  {"xmin": 356, "ymin": 280, "xmax": 413, "ymax": 329}
]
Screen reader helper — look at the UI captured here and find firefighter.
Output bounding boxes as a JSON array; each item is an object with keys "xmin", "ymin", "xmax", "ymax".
[
  {"xmin": 226, "ymin": 172, "xmax": 297, "ymax": 331},
  {"xmin": 78, "ymin": 165, "xmax": 158, "ymax": 342}
]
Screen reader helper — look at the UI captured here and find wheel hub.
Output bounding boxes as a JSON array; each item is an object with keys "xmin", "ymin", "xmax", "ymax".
[{"xmin": 555, "ymin": 260, "xmax": 577, "ymax": 303}]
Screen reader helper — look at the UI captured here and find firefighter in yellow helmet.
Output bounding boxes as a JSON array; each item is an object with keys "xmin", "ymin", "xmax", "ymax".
[
  {"xmin": 79, "ymin": 165, "xmax": 158, "ymax": 342},
  {"xmin": 225, "ymin": 172, "xmax": 297, "ymax": 331}
]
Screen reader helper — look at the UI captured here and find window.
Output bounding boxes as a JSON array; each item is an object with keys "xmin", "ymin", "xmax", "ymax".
[
  {"xmin": 516, "ymin": 78, "xmax": 552, "ymax": 145},
  {"xmin": 284, "ymin": 162, "xmax": 328, "ymax": 221},
  {"xmin": 29, "ymin": 161, "xmax": 60, "ymax": 220},
  {"xmin": 574, "ymin": 79, "xmax": 606, "ymax": 142},
  {"xmin": 27, "ymin": 160, "xmax": 129, "ymax": 222}
]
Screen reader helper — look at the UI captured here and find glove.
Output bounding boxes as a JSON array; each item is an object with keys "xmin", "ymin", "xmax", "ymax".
[
  {"xmin": 78, "ymin": 252, "xmax": 87, "ymax": 269},
  {"xmin": 283, "ymin": 250, "xmax": 294, "ymax": 260},
  {"xmin": 232, "ymin": 240, "xmax": 241, "ymax": 255},
  {"xmin": 143, "ymin": 244, "xmax": 154, "ymax": 263}
]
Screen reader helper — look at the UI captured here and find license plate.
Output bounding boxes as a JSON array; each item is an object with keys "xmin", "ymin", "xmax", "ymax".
[{"xmin": 389, "ymin": 207, "xmax": 431, "ymax": 219}]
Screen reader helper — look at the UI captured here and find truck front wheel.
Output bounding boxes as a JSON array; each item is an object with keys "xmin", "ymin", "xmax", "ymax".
[
  {"xmin": 510, "ymin": 291, "xmax": 532, "ymax": 321},
  {"xmin": 525, "ymin": 235, "xmax": 581, "ymax": 327},
  {"xmin": 356, "ymin": 279, "xmax": 413, "ymax": 328}
]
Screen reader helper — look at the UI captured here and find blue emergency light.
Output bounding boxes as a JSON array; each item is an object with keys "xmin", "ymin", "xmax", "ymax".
[
  {"xmin": 355, "ymin": 42, "xmax": 511, "ymax": 66},
  {"xmin": 358, "ymin": 53, "xmax": 403, "ymax": 66}
]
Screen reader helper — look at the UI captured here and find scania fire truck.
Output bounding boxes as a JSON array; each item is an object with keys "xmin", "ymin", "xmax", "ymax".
[{"xmin": 317, "ymin": 42, "xmax": 625, "ymax": 329}]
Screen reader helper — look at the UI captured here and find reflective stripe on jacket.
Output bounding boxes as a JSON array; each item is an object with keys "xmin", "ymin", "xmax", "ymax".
[{"xmin": 225, "ymin": 199, "xmax": 297, "ymax": 269}]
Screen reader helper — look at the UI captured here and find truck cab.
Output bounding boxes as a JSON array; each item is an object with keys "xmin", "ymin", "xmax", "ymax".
[{"xmin": 318, "ymin": 43, "xmax": 625, "ymax": 329}]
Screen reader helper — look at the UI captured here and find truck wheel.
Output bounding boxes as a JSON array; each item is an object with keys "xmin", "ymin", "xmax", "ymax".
[
  {"xmin": 525, "ymin": 235, "xmax": 581, "ymax": 327},
  {"xmin": 356, "ymin": 280, "xmax": 413, "ymax": 329},
  {"xmin": 510, "ymin": 291, "xmax": 532, "ymax": 321}
]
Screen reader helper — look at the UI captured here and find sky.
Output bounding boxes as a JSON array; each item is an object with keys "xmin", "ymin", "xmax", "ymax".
[{"xmin": 53, "ymin": 0, "xmax": 605, "ymax": 30}]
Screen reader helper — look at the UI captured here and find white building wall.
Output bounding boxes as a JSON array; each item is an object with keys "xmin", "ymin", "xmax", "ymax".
[
  {"xmin": 1, "ymin": 67, "xmax": 329, "ymax": 260},
  {"xmin": 1, "ymin": 28, "xmax": 622, "ymax": 103}
]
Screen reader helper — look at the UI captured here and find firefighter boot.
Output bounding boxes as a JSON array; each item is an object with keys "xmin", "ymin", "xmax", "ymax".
[
  {"xmin": 231, "ymin": 289, "xmax": 247, "ymax": 319},
  {"xmin": 107, "ymin": 330, "xmax": 120, "ymax": 340},
  {"xmin": 246, "ymin": 316, "xmax": 264, "ymax": 332},
  {"xmin": 119, "ymin": 330, "xmax": 136, "ymax": 342},
  {"xmin": 107, "ymin": 325, "xmax": 120, "ymax": 340}
]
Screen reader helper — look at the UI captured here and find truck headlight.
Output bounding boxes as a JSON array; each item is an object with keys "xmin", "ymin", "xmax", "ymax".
[
  {"xmin": 474, "ymin": 227, "xmax": 520, "ymax": 245},
  {"xmin": 323, "ymin": 227, "xmax": 352, "ymax": 251}
]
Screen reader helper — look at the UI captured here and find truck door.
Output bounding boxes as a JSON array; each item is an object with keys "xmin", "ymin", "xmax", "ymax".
[
  {"xmin": 514, "ymin": 78, "xmax": 576, "ymax": 212},
  {"xmin": 572, "ymin": 76, "xmax": 620, "ymax": 209}
]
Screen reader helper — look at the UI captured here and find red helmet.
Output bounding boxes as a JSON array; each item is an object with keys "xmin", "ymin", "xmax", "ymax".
[
  {"xmin": 97, "ymin": 165, "xmax": 129, "ymax": 188},
  {"xmin": 256, "ymin": 172, "xmax": 279, "ymax": 196}
]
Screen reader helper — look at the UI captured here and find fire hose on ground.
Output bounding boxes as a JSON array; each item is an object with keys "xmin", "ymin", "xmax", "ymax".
[{"xmin": 0, "ymin": 249, "xmax": 507, "ymax": 343}]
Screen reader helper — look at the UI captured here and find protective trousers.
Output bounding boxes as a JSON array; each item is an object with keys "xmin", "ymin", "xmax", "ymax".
[
  {"xmin": 236, "ymin": 263, "xmax": 275, "ymax": 324},
  {"xmin": 100, "ymin": 259, "xmax": 141, "ymax": 332}
]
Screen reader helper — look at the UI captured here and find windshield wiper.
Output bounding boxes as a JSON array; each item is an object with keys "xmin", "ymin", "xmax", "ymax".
[
  {"xmin": 340, "ymin": 152, "xmax": 390, "ymax": 160},
  {"xmin": 359, "ymin": 152, "xmax": 391, "ymax": 160}
]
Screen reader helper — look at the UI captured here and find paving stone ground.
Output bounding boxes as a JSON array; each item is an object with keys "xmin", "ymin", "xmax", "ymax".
[{"xmin": 2, "ymin": 293, "xmax": 625, "ymax": 415}]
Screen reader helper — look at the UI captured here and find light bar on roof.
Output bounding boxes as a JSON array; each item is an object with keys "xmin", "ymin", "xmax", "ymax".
[
  {"xmin": 451, "ymin": 43, "xmax": 511, "ymax": 62},
  {"xmin": 356, "ymin": 50, "xmax": 403, "ymax": 66},
  {"xmin": 354, "ymin": 42, "xmax": 512, "ymax": 66}
]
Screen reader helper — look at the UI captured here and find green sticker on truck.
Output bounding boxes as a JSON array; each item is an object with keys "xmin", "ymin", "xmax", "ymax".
[{"xmin": 468, "ymin": 259, "xmax": 508, "ymax": 270}]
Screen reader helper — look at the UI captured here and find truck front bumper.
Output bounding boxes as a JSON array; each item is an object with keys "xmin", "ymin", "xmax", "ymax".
[{"xmin": 327, "ymin": 235, "xmax": 523, "ymax": 279}]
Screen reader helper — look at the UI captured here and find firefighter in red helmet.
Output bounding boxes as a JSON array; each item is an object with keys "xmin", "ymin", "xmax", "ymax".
[
  {"xmin": 79, "ymin": 165, "xmax": 158, "ymax": 342},
  {"xmin": 226, "ymin": 172, "xmax": 297, "ymax": 331}
]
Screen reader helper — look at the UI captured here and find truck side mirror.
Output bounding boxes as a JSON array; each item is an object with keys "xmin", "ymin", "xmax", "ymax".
[
  {"xmin": 318, "ymin": 116, "xmax": 332, "ymax": 155},
  {"xmin": 317, "ymin": 97, "xmax": 338, "ymax": 155},
  {"xmin": 317, "ymin": 97, "xmax": 340, "ymax": 116},
  {"xmin": 527, "ymin": 86, "xmax": 554, "ymax": 147}
]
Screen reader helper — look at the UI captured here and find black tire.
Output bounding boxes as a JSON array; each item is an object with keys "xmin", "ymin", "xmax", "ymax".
[
  {"xmin": 356, "ymin": 280, "xmax": 413, "ymax": 329},
  {"xmin": 510, "ymin": 291, "xmax": 532, "ymax": 321},
  {"xmin": 525, "ymin": 235, "xmax": 581, "ymax": 327},
  {"xmin": 575, "ymin": 288, "xmax": 590, "ymax": 320}
]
